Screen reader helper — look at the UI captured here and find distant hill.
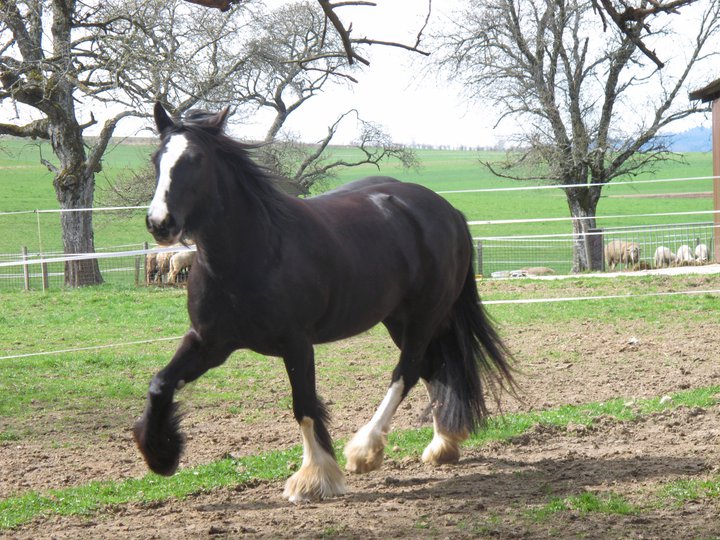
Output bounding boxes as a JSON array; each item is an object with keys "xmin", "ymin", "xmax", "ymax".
[{"xmin": 666, "ymin": 126, "xmax": 712, "ymax": 152}]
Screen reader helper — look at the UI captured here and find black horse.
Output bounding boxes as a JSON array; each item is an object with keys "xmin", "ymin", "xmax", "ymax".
[{"xmin": 134, "ymin": 103, "xmax": 514, "ymax": 503}]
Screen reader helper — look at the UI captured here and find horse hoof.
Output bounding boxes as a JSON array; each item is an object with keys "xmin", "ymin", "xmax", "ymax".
[
  {"xmin": 132, "ymin": 410, "xmax": 184, "ymax": 476},
  {"xmin": 283, "ymin": 460, "xmax": 346, "ymax": 503},
  {"xmin": 421, "ymin": 435, "xmax": 461, "ymax": 466},
  {"xmin": 343, "ymin": 428, "xmax": 385, "ymax": 474}
]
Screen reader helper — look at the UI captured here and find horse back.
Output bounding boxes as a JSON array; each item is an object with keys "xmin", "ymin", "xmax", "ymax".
[{"xmin": 295, "ymin": 180, "xmax": 471, "ymax": 338}]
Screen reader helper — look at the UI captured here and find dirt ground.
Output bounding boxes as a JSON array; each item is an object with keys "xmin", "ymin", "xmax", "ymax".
[{"xmin": 3, "ymin": 275, "xmax": 720, "ymax": 539}]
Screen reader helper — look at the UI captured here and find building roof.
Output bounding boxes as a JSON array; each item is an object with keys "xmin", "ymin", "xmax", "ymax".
[{"xmin": 690, "ymin": 79, "xmax": 720, "ymax": 103}]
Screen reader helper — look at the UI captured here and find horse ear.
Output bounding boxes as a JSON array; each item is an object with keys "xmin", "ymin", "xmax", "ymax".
[
  {"xmin": 154, "ymin": 102, "xmax": 176, "ymax": 134},
  {"xmin": 214, "ymin": 106, "xmax": 231, "ymax": 131}
]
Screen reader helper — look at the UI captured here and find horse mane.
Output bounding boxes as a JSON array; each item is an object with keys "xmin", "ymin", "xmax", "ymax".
[{"xmin": 172, "ymin": 109, "xmax": 294, "ymax": 228}]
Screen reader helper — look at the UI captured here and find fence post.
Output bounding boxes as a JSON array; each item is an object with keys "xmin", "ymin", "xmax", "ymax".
[
  {"xmin": 22, "ymin": 246, "xmax": 30, "ymax": 291},
  {"xmin": 41, "ymin": 261, "xmax": 49, "ymax": 292},
  {"xmin": 585, "ymin": 228, "xmax": 604, "ymax": 271},
  {"xmin": 476, "ymin": 240, "xmax": 483, "ymax": 276},
  {"xmin": 134, "ymin": 246, "xmax": 142, "ymax": 287},
  {"xmin": 143, "ymin": 242, "xmax": 149, "ymax": 286}
]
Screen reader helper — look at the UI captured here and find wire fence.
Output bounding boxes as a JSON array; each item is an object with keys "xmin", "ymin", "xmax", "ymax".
[
  {"xmin": 1, "ymin": 174, "xmax": 717, "ymax": 289},
  {"xmin": 0, "ymin": 244, "xmax": 196, "ymax": 291},
  {"xmin": 477, "ymin": 221, "xmax": 717, "ymax": 276}
]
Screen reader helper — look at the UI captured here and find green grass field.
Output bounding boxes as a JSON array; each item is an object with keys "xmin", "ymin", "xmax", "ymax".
[
  {"xmin": 1, "ymin": 276, "xmax": 720, "ymax": 530},
  {"xmin": 0, "ymin": 137, "xmax": 714, "ymax": 281}
]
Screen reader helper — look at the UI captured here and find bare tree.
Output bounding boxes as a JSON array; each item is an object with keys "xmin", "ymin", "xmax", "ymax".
[
  {"xmin": 259, "ymin": 111, "xmax": 419, "ymax": 193},
  {"xmin": 0, "ymin": 0, "xmax": 264, "ymax": 285},
  {"xmin": 181, "ymin": 0, "xmax": 432, "ymax": 65},
  {"xmin": 436, "ymin": 0, "xmax": 720, "ymax": 272},
  {"xmin": 100, "ymin": 0, "xmax": 416, "ymax": 204},
  {"xmin": 89, "ymin": 0, "xmax": 255, "ymax": 117},
  {"xmin": 0, "ymin": 1, "xmax": 149, "ymax": 285},
  {"xmin": 236, "ymin": 1, "xmax": 416, "ymax": 190}
]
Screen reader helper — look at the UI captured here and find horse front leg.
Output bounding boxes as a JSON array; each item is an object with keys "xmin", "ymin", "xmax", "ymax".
[
  {"xmin": 282, "ymin": 341, "xmax": 346, "ymax": 503},
  {"xmin": 133, "ymin": 329, "xmax": 230, "ymax": 476}
]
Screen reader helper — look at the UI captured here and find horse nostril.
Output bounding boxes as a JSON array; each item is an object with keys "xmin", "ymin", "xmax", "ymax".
[{"xmin": 147, "ymin": 213, "xmax": 177, "ymax": 239}]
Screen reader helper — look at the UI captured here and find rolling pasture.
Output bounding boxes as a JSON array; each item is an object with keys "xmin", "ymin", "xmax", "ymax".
[
  {"xmin": 0, "ymin": 137, "xmax": 714, "ymax": 253},
  {"xmin": 1, "ymin": 138, "xmax": 720, "ymax": 538}
]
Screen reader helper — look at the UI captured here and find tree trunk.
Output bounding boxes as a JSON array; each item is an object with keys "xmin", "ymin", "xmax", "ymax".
[
  {"xmin": 54, "ymin": 173, "xmax": 103, "ymax": 287},
  {"xmin": 50, "ymin": 122, "xmax": 103, "ymax": 287},
  {"xmin": 565, "ymin": 186, "xmax": 601, "ymax": 273}
]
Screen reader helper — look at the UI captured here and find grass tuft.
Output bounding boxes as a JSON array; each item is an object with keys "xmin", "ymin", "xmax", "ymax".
[{"xmin": 528, "ymin": 491, "xmax": 637, "ymax": 521}]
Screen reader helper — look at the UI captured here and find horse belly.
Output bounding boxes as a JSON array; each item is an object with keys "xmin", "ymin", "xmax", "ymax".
[{"xmin": 314, "ymin": 285, "xmax": 403, "ymax": 343}]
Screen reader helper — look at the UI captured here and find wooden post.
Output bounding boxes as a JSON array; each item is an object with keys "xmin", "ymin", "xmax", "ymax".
[
  {"xmin": 713, "ymin": 98, "xmax": 720, "ymax": 263},
  {"xmin": 476, "ymin": 240, "xmax": 483, "ymax": 276},
  {"xmin": 143, "ymin": 242, "xmax": 149, "ymax": 286},
  {"xmin": 585, "ymin": 228, "xmax": 605, "ymax": 271},
  {"xmin": 690, "ymin": 80, "xmax": 720, "ymax": 263},
  {"xmin": 41, "ymin": 261, "xmax": 49, "ymax": 292},
  {"xmin": 22, "ymin": 246, "xmax": 30, "ymax": 290}
]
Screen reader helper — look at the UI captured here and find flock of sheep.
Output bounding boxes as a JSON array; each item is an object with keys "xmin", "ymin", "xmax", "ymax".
[
  {"xmin": 604, "ymin": 239, "xmax": 710, "ymax": 271},
  {"xmin": 145, "ymin": 245, "xmax": 197, "ymax": 285}
]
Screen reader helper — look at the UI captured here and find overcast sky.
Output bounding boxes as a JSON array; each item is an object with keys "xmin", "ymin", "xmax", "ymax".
[
  {"xmin": 224, "ymin": 0, "xmax": 717, "ymax": 148},
  {"xmin": 228, "ymin": 0, "xmax": 512, "ymax": 147},
  {"xmin": 39, "ymin": 0, "xmax": 720, "ymax": 147}
]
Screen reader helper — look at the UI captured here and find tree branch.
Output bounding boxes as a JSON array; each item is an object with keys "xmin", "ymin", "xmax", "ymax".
[
  {"xmin": 590, "ymin": 0, "xmax": 701, "ymax": 69},
  {"xmin": 317, "ymin": 0, "xmax": 369, "ymax": 65},
  {"xmin": 0, "ymin": 117, "xmax": 50, "ymax": 139},
  {"xmin": 85, "ymin": 110, "xmax": 141, "ymax": 176},
  {"xmin": 183, "ymin": 0, "xmax": 238, "ymax": 12}
]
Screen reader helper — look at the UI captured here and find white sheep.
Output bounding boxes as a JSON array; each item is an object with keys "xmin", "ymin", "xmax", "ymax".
[
  {"xmin": 605, "ymin": 240, "xmax": 640, "ymax": 271},
  {"xmin": 168, "ymin": 250, "xmax": 197, "ymax": 283},
  {"xmin": 154, "ymin": 251, "xmax": 175, "ymax": 283},
  {"xmin": 695, "ymin": 243, "xmax": 709, "ymax": 264},
  {"xmin": 675, "ymin": 245, "xmax": 694, "ymax": 266},
  {"xmin": 146, "ymin": 252, "xmax": 159, "ymax": 284},
  {"xmin": 653, "ymin": 246, "xmax": 674, "ymax": 268}
]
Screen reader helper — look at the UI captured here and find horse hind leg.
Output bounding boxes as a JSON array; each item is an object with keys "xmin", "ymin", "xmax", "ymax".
[
  {"xmin": 343, "ymin": 378, "xmax": 405, "ymax": 473},
  {"xmin": 344, "ymin": 323, "xmax": 428, "ymax": 474},
  {"xmin": 282, "ymin": 342, "xmax": 345, "ymax": 503},
  {"xmin": 421, "ymin": 272, "xmax": 514, "ymax": 466},
  {"xmin": 420, "ymin": 380, "xmax": 468, "ymax": 466}
]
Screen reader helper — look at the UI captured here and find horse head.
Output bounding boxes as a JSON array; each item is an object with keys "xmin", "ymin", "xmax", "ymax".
[{"xmin": 146, "ymin": 102, "xmax": 230, "ymax": 245}]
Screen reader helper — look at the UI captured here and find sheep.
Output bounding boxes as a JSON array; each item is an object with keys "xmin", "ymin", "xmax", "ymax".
[
  {"xmin": 605, "ymin": 240, "xmax": 641, "ymax": 271},
  {"xmin": 653, "ymin": 246, "xmax": 674, "ymax": 269},
  {"xmin": 146, "ymin": 252, "xmax": 159, "ymax": 284},
  {"xmin": 154, "ymin": 250, "xmax": 175, "ymax": 283},
  {"xmin": 168, "ymin": 250, "xmax": 197, "ymax": 284},
  {"xmin": 695, "ymin": 243, "xmax": 709, "ymax": 264},
  {"xmin": 521, "ymin": 266, "xmax": 556, "ymax": 276},
  {"xmin": 675, "ymin": 245, "xmax": 694, "ymax": 266}
]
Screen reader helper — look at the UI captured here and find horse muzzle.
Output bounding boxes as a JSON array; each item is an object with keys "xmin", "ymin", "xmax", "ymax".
[{"xmin": 146, "ymin": 213, "xmax": 182, "ymax": 246}]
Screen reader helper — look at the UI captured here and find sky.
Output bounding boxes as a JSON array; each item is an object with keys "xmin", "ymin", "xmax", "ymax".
[
  {"xmin": 104, "ymin": 0, "xmax": 516, "ymax": 147},
  {"xmin": 221, "ymin": 0, "xmax": 718, "ymax": 148},
  {"xmin": 228, "ymin": 0, "xmax": 512, "ymax": 148},
  {"xmin": 5, "ymin": 0, "xmax": 716, "ymax": 148}
]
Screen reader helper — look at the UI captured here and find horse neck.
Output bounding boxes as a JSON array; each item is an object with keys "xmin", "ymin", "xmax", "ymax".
[{"xmin": 191, "ymin": 163, "xmax": 293, "ymax": 271}]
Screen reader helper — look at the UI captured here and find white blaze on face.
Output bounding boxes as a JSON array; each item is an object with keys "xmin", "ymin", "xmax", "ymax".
[{"xmin": 148, "ymin": 134, "xmax": 189, "ymax": 224}]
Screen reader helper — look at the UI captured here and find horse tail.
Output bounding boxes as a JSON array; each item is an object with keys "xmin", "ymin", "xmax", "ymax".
[{"xmin": 425, "ymin": 255, "xmax": 515, "ymax": 436}]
